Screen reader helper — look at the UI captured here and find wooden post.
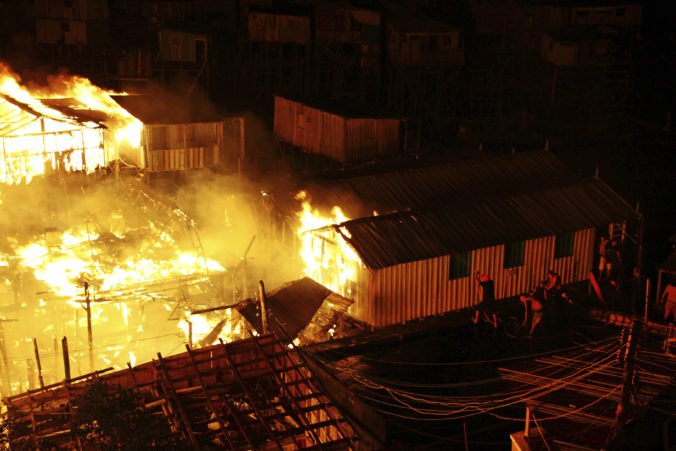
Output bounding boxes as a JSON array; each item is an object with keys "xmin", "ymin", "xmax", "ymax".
[
  {"xmin": 53, "ymin": 336, "xmax": 59, "ymax": 384},
  {"xmin": 259, "ymin": 280, "xmax": 268, "ymax": 334},
  {"xmin": 62, "ymin": 336, "xmax": 71, "ymax": 381},
  {"xmin": 27, "ymin": 359, "xmax": 35, "ymax": 390},
  {"xmin": 524, "ymin": 407, "xmax": 531, "ymax": 438},
  {"xmin": 33, "ymin": 338, "xmax": 45, "ymax": 388},
  {"xmin": 615, "ymin": 320, "xmax": 640, "ymax": 434},
  {"xmin": 643, "ymin": 278, "xmax": 650, "ymax": 324},
  {"xmin": 463, "ymin": 422, "xmax": 469, "ymax": 451},
  {"xmin": 188, "ymin": 321, "xmax": 193, "ymax": 348},
  {"xmin": 86, "ymin": 297, "xmax": 94, "ymax": 373},
  {"xmin": 0, "ymin": 323, "xmax": 11, "ymax": 396}
]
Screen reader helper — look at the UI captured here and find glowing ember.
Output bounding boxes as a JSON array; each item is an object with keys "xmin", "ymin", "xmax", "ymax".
[{"xmin": 296, "ymin": 191, "xmax": 362, "ymax": 298}]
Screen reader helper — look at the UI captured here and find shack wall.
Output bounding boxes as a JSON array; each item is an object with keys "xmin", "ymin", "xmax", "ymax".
[
  {"xmin": 274, "ymin": 96, "xmax": 400, "ymax": 163},
  {"xmin": 144, "ymin": 122, "xmax": 223, "ymax": 172},
  {"xmin": 359, "ymin": 228, "xmax": 595, "ymax": 327}
]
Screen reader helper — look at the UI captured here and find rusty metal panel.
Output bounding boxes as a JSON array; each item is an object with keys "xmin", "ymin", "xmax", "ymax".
[
  {"xmin": 319, "ymin": 111, "xmax": 346, "ymax": 161},
  {"xmin": 274, "ymin": 96, "xmax": 400, "ymax": 163},
  {"xmin": 345, "ymin": 118, "xmax": 400, "ymax": 162}
]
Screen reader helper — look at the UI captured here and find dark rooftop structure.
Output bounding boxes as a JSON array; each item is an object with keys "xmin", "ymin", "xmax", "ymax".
[
  {"xmin": 303, "ymin": 150, "xmax": 573, "ymax": 218},
  {"xmin": 333, "ymin": 176, "xmax": 637, "ymax": 269}
]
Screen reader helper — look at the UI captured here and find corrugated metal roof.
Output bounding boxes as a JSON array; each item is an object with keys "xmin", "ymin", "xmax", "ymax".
[
  {"xmin": 237, "ymin": 277, "xmax": 352, "ymax": 341},
  {"xmin": 333, "ymin": 177, "xmax": 638, "ymax": 269},
  {"xmin": 305, "ymin": 150, "xmax": 573, "ymax": 217},
  {"xmin": 111, "ymin": 95, "xmax": 224, "ymax": 124}
]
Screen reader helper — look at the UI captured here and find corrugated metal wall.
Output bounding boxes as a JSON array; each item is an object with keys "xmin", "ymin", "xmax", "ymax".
[
  {"xmin": 355, "ymin": 228, "xmax": 596, "ymax": 327},
  {"xmin": 274, "ymin": 96, "xmax": 400, "ymax": 163},
  {"xmin": 345, "ymin": 119, "xmax": 400, "ymax": 161},
  {"xmin": 144, "ymin": 123, "xmax": 223, "ymax": 172}
]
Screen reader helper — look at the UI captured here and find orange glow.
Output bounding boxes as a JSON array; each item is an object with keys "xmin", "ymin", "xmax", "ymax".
[
  {"xmin": 0, "ymin": 215, "xmax": 242, "ymax": 392},
  {"xmin": 0, "ymin": 62, "xmax": 142, "ymax": 185},
  {"xmin": 296, "ymin": 191, "xmax": 362, "ymax": 299}
]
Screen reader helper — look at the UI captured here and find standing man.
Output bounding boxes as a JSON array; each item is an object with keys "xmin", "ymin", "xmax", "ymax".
[
  {"xmin": 473, "ymin": 272, "xmax": 498, "ymax": 328},
  {"xmin": 660, "ymin": 280, "xmax": 676, "ymax": 324},
  {"xmin": 604, "ymin": 239, "xmax": 622, "ymax": 287}
]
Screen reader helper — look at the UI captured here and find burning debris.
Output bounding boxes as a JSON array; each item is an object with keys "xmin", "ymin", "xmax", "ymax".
[
  {"xmin": 0, "ymin": 176, "xmax": 248, "ymax": 396},
  {"xmin": 236, "ymin": 277, "xmax": 353, "ymax": 345}
]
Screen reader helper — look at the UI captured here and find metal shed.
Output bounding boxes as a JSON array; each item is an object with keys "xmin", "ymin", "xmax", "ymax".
[
  {"xmin": 301, "ymin": 156, "xmax": 638, "ymax": 327},
  {"xmin": 274, "ymin": 95, "xmax": 402, "ymax": 163}
]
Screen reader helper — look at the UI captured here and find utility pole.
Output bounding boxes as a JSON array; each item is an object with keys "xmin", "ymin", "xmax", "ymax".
[
  {"xmin": 259, "ymin": 280, "xmax": 268, "ymax": 334},
  {"xmin": 614, "ymin": 320, "xmax": 641, "ymax": 437},
  {"xmin": 83, "ymin": 281, "xmax": 94, "ymax": 373}
]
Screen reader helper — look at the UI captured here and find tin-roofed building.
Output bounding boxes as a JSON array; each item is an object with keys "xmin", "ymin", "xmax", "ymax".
[
  {"xmin": 298, "ymin": 151, "xmax": 638, "ymax": 327},
  {"xmin": 111, "ymin": 95, "xmax": 244, "ymax": 175}
]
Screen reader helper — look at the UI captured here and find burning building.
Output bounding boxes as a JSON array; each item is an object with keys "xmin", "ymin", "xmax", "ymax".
[
  {"xmin": 0, "ymin": 64, "xmax": 250, "ymax": 397},
  {"xmin": 294, "ymin": 151, "xmax": 639, "ymax": 327},
  {"xmin": 0, "ymin": 74, "xmax": 106, "ymax": 185}
]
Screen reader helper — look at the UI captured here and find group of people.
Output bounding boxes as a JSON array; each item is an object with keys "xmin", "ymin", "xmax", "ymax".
[{"xmin": 472, "ymin": 270, "xmax": 569, "ymax": 337}]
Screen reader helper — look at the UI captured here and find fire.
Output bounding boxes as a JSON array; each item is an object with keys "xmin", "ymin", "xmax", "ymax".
[
  {"xmin": 296, "ymin": 191, "xmax": 362, "ymax": 298},
  {"xmin": 0, "ymin": 62, "xmax": 142, "ymax": 185},
  {"xmin": 36, "ymin": 74, "xmax": 143, "ymax": 157},
  {"xmin": 14, "ymin": 224, "xmax": 224, "ymax": 303},
  {"xmin": 0, "ymin": 200, "xmax": 241, "ymax": 393}
]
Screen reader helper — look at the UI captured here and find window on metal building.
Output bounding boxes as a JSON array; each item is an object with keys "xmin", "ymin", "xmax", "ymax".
[
  {"xmin": 449, "ymin": 250, "xmax": 471, "ymax": 280},
  {"xmin": 504, "ymin": 241, "xmax": 525, "ymax": 268},
  {"xmin": 554, "ymin": 232, "xmax": 575, "ymax": 259}
]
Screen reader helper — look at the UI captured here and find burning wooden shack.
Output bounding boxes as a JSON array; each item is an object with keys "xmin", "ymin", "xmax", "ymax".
[
  {"xmin": 274, "ymin": 94, "xmax": 403, "ymax": 164},
  {"xmin": 295, "ymin": 151, "xmax": 639, "ymax": 327},
  {"xmin": 0, "ymin": 92, "xmax": 105, "ymax": 184},
  {"xmin": 110, "ymin": 95, "xmax": 245, "ymax": 176},
  {"xmin": 41, "ymin": 93, "xmax": 244, "ymax": 176}
]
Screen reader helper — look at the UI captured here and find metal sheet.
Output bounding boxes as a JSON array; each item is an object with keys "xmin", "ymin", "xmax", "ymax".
[{"xmin": 356, "ymin": 228, "xmax": 596, "ymax": 327}]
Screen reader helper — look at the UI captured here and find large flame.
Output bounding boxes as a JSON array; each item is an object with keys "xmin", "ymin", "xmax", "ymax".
[
  {"xmin": 36, "ymin": 74, "xmax": 143, "ymax": 154},
  {"xmin": 0, "ymin": 204, "xmax": 245, "ymax": 394},
  {"xmin": 296, "ymin": 191, "xmax": 362, "ymax": 298},
  {"xmin": 0, "ymin": 62, "xmax": 142, "ymax": 185}
]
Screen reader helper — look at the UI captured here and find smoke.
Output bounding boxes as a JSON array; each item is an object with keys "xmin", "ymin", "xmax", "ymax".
[{"xmin": 174, "ymin": 170, "xmax": 303, "ymax": 295}]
